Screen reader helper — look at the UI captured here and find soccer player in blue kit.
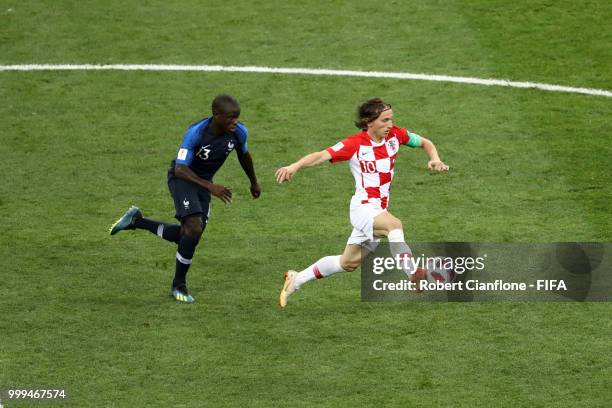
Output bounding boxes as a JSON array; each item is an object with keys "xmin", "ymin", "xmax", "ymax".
[{"xmin": 110, "ymin": 95, "xmax": 261, "ymax": 303}]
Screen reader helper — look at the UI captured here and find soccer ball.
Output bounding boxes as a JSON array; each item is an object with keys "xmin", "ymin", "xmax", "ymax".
[{"xmin": 425, "ymin": 257, "xmax": 456, "ymax": 283}]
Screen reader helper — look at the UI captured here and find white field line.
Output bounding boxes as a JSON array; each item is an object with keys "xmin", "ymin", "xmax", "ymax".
[{"xmin": 1, "ymin": 64, "xmax": 611, "ymax": 98}]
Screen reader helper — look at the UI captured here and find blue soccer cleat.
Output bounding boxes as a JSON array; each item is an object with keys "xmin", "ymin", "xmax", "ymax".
[
  {"xmin": 171, "ymin": 285, "xmax": 195, "ymax": 304},
  {"xmin": 109, "ymin": 206, "xmax": 142, "ymax": 235}
]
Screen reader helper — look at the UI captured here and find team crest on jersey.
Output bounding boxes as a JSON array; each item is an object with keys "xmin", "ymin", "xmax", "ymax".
[
  {"xmin": 386, "ymin": 137, "xmax": 399, "ymax": 156},
  {"xmin": 226, "ymin": 141, "xmax": 235, "ymax": 153}
]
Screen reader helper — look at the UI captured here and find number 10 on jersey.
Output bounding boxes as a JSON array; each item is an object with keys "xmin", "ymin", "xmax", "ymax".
[{"xmin": 359, "ymin": 160, "xmax": 377, "ymax": 173}]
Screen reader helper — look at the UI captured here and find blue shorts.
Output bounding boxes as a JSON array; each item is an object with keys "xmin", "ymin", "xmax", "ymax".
[{"xmin": 167, "ymin": 176, "xmax": 211, "ymax": 223}]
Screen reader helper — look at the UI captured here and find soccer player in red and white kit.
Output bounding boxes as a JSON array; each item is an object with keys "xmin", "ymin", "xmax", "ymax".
[{"xmin": 275, "ymin": 98, "xmax": 449, "ymax": 307}]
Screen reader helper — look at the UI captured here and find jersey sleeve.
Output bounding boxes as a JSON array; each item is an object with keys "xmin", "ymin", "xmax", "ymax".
[
  {"xmin": 397, "ymin": 127, "xmax": 422, "ymax": 148},
  {"xmin": 175, "ymin": 123, "xmax": 202, "ymax": 166},
  {"xmin": 326, "ymin": 136, "xmax": 359, "ymax": 163},
  {"xmin": 235, "ymin": 123, "xmax": 249, "ymax": 154}
]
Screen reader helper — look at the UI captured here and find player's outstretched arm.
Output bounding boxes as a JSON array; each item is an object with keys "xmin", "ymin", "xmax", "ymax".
[
  {"xmin": 275, "ymin": 150, "xmax": 332, "ymax": 183},
  {"xmin": 420, "ymin": 137, "xmax": 449, "ymax": 172}
]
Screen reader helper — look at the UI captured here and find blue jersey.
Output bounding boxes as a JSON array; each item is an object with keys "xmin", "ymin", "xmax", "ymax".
[{"xmin": 169, "ymin": 116, "xmax": 249, "ymax": 181}]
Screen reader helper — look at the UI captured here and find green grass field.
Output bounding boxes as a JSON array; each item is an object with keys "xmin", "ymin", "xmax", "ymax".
[{"xmin": 1, "ymin": 1, "xmax": 611, "ymax": 406}]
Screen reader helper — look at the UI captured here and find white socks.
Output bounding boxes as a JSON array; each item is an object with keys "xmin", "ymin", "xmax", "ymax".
[
  {"xmin": 295, "ymin": 255, "xmax": 344, "ymax": 288},
  {"xmin": 294, "ymin": 229, "xmax": 413, "ymax": 289},
  {"xmin": 387, "ymin": 228, "xmax": 405, "ymax": 243},
  {"xmin": 388, "ymin": 229, "xmax": 415, "ymax": 275}
]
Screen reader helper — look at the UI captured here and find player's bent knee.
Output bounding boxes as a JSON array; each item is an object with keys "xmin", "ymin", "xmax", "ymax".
[
  {"xmin": 390, "ymin": 217, "xmax": 403, "ymax": 231},
  {"xmin": 183, "ymin": 227, "xmax": 203, "ymax": 239},
  {"xmin": 341, "ymin": 260, "xmax": 360, "ymax": 272},
  {"xmin": 182, "ymin": 216, "xmax": 204, "ymax": 239},
  {"xmin": 375, "ymin": 213, "xmax": 403, "ymax": 235}
]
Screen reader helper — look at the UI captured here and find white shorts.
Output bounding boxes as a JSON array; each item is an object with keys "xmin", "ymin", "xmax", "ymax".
[{"xmin": 347, "ymin": 201, "xmax": 386, "ymax": 249}]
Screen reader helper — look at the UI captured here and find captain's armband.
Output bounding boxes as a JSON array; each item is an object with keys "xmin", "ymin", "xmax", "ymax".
[{"xmin": 407, "ymin": 132, "xmax": 422, "ymax": 148}]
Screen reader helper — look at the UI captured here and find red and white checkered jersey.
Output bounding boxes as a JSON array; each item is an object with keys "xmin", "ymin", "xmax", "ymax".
[{"xmin": 325, "ymin": 126, "xmax": 414, "ymax": 210}]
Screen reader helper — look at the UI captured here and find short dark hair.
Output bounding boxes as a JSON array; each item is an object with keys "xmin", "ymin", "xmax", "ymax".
[
  {"xmin": 212, "ymin": 94, "xmax": 240, "ymax": 115},
  {"xmin": 355, "ymin": 98, "xmax": 391, "ymax": 130}
]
